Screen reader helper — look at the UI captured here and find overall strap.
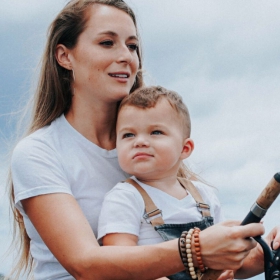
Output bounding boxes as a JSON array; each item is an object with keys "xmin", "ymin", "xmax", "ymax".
[
  {"xmin": 125, "ymin": 178, "xmax": 165, "ymax": 227},
  {"xmin": 177, "ymin": 177, "xmax": 211, "ymax": 218}
]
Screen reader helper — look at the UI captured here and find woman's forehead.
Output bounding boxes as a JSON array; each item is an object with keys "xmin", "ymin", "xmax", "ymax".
[{"xmin": 84, "ymin": 4, "xmax": 137, "ymax": 36}]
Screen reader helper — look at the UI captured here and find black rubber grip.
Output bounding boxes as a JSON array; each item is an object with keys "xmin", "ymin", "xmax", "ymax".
[
  {"xmin": 241, "ymin": 211, "xmax": 261, "ymax": 226},
  {"xmin": 274, "ymin": 172, "xmax": 280, "ymax": 183}
]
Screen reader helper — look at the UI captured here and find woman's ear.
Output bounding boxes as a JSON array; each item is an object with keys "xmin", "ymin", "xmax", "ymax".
[
  {"xmin": 55, "ymin": 44, "xmax": 72, "ymax": 70},
  {"xmin": 180, "ymin": 138, "xmax": 194, "ymax": 160}
]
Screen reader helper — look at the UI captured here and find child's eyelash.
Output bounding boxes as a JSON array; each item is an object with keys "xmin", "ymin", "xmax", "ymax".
[
  {"xmin": 123, "ymin": 133, "xmax": 134, "ymax": 138},
  {"xmin": 151, "ymin": 130, "xmax": 163, "ymax": 135}
]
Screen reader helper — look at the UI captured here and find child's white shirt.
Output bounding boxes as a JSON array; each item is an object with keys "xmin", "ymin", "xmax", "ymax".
[{"xmin": 98, "ymin": 176, "xmax": 224, "ymax": 245}]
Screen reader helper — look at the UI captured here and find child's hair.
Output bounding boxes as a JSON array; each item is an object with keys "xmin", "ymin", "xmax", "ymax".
[
  {"xmin": 119, "ymin": 85, "xmax": 191, "ymax": 137},
  {"xmin": 118, "ymin": 85, "xmax": 197, "ymax": 179}
]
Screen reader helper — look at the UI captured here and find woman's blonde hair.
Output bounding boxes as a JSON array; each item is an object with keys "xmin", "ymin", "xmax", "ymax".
[{"xmin": 8, "ymin": 0, "xmax": 143, "ymax": 278}]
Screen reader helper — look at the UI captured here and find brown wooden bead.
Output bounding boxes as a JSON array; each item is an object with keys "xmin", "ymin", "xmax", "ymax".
[{"xmin": 192, "ymin": 228, "xmax": 206, "ymax": 274}]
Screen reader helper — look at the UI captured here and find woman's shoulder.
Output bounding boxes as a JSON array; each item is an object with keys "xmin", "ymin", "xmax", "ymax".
[{"xmin": 12, "ymin": 115, "xmax": 65, "ymax": 157}]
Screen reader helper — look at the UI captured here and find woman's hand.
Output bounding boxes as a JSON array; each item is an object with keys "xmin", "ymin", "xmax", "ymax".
[
  {"xmin": 198, "ymin": 220, "xmax": 264, "ymax": 271},
  {"xmin": 235, "ymin": 224, "xmax": 280, "ymax": 279},
  {"xmin": 217, "ymin": 270, "xmax": 234, "ymax": 280},
  {"xmin": 265, "ymin": 224, "xmax": 280, "ymax": 250},
  {"xmin": 208, "ymin": 223, "xmax": 280, "ymax": 279}
]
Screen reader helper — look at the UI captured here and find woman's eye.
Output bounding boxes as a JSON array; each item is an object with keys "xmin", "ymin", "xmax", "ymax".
[
  {"xmin": 123, "ymin": 133, "xmax": 135, "ymax": 138},
  {"xmin": 127, "ymin": 44, "xmax": 138, "ymax": 51},
  {"xmin": 151, "ymin": 130, "xmax": 163, "ymax": 135},
  {"xmin": 100, "ymin": 40, "xmax": 114, "ymax": 47}
]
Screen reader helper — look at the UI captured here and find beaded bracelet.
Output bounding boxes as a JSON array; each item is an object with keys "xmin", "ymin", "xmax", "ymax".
[
  {"xmin": 185, "ymin": 228, "xmax": 197, "ymax": 279},
  {"xmin": 193, "ymin": 227, "xmax": 207, "ymax": 273},
  {"xmin": 178, "ymin": 231, "xmax": 189, "ymax": 272}
]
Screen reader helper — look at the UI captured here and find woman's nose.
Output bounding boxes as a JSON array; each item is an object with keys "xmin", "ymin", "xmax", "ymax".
[{"xmin": 117, "ymin": 44, "xmax": 133, "ymax": 64}]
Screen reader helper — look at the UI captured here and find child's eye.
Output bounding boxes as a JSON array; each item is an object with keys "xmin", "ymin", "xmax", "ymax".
[
  {"xmin": 123, "ymin": 133, "xmax": 135, "ymax": 138},
  {"xmin": 100, "ymin": 40, "xmax": 114, "ymax": 47},
  {"xmin": 151, "ymin": 130, "xmax": 163, "ymax": 135},
  {"xmin": 127, "ymin": 43, "xmax": 138, "ymax": 51}
]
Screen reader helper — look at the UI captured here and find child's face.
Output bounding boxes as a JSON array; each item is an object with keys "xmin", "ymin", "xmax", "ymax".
[{"xmin": 116, "ymin": 98, "xmax": 194, "ymax": 180}]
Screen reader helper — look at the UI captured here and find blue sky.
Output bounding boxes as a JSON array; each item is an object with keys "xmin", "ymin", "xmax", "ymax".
[{"xmin": 1, "ymin": 0, "xmax": 280, "ymax": 278}]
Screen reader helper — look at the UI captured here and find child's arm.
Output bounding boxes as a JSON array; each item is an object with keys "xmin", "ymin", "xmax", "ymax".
[
  {"xmin": 103, "ymin": 233, "xmax": 169, "ymax": 280},
  {"xmin": 103, "ymin": 233, "xmax": 138, "ymax": 246}
]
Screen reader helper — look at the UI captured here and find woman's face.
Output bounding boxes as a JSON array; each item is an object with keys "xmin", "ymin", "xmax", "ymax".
[{"xmin": 68, "ymin": 4, "xmax": 139, "ymax": 103}]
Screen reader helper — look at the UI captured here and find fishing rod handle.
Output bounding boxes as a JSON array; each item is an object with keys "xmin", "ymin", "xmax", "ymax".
[
  {"xmin": 256, "ymin": 172, "xmax": 280, "ymax": 210},
  {"xmin": 241, "ymin": 173, "xmax": 280, "ymax": 225}
]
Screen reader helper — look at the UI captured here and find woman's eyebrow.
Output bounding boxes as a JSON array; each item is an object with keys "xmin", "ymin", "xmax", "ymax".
[{"xmin": 98, "ymin": 31, "xmax": 138, "ymax": 41}]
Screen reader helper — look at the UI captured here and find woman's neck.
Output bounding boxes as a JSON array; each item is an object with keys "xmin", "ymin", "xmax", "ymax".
[{"xmin": 65, "ymin": 97, "xmax": 118, "ymax": 150}]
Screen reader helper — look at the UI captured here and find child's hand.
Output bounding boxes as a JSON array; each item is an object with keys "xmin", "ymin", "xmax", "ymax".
[{"xmin": 217, "ymin": 270, "xmax": 234, "ymax": 280}]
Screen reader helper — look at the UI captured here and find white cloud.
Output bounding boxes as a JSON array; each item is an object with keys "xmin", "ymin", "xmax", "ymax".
[
  {"xmin": 0, "ymin": 0, "xmax": 66, "ymax": 24},
  {"xmin": 137, "ymin": 0, "xmax": 280, "ymax": 86},
  {"xmin": 183, "ymin": 74, "xmax": 280, "ymax": 191}
]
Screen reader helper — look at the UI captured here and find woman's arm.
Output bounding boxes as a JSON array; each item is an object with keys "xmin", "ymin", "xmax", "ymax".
[
  {"xmin": 103, "ymin": 233, "xmax": 169, "ymax": 280},
  {"xmin": 22, "ymin": 193, "xmax": 183, "ymax": 280},
  {"xmin": 22, "ymin": 193, "xmax": 264, "ymax": 280}
]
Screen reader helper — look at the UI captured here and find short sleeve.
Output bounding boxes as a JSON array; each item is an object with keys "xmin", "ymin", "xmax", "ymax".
[
  {"xmin": 97, "ymin": 182, "xmax": 144, "ymax": 242},
  {"xmin": 11, "ymin": 137, "xmax": 73, "ymax": 214}
]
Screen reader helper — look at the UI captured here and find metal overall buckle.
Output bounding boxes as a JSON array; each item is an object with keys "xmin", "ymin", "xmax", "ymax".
[
  {"xmin": 143, "ymin": 208, "xmax": 163, "ymax": 224},
  {"xmin": 196, "ymin": 202, "xmax": 210, "ymax": 213}
]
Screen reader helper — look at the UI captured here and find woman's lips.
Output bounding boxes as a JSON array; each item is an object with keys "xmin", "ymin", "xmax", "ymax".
[
  {"xmin": 109, "ymin": 73, "xmax": 130, "ymax": 78},
  {"xmin": 108, "ymin": 72, "xmax": 130, "ymax": 82}
]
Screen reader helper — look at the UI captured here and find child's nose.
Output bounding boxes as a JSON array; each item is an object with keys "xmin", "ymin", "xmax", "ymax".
[{"xmin": 134, "ymin": 135, "xmax": 149, "ymax": 147}]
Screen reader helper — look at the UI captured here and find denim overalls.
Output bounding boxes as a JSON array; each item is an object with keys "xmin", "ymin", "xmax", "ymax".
[{"xmin": 126, "ymin": 177, "xmax": 214, "ymax": 280}]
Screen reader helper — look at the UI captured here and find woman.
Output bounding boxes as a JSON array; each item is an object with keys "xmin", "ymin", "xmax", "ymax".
[{"xmin": 9, "ymin": 0, "xmax": 277, "ymax": 279}]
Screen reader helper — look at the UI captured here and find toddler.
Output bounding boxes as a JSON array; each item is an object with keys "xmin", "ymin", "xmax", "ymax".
[{"xmin": 98, "ymin": 86, "xmax": 225, "ymax": 280}]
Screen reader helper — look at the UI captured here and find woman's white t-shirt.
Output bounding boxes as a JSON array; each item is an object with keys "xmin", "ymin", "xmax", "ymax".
[{"xmin": 11, "ymin": 114, "xmax": 127, "ymax": 280}]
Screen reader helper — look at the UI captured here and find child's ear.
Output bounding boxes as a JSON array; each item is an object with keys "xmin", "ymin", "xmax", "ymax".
[{"xmin": 180, "ymin": 138, "xmax": 194, "ymax": 160}]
